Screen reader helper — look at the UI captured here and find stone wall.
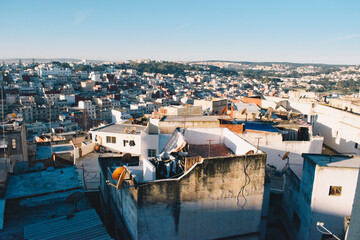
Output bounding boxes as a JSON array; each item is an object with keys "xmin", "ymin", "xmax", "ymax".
[{"xmin": 118, "ymin": 154, "xmax": 265, "ymax": 240}]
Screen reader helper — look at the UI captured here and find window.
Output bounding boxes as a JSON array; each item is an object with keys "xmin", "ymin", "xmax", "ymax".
[
  {"xmin": 329, "ymin": 186, "xmax": 342, "ymax": 196},
  {"xmin": 129, "ymin": 140, "xmax": 136, "ymax": 146},
  {"xmin": 148, "ymin": 149, "xmax": 156, "ymax": 157},
  {"xmin": 292, "ymin": 211, "xmax": 300, "ymax": 232},
  {"xmin": 12, "ymin": 139, "xmax": 16, "ymax": 149},
  {"xmin": 355, "ymin": 143, "xmax": 359, "ymax": 149},
  {"xmin": 106, "ymin": 136, "xmax": 116, "ymax": 143}
]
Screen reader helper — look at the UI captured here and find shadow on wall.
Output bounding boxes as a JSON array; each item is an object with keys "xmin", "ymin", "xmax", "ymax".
[
  {"xmin": 314, "ymin": 122, "xmax": 359, "ymax": 154},
  {"xmin": 310, "ymin": 210, "xmax": 350, "ymax": 240}
]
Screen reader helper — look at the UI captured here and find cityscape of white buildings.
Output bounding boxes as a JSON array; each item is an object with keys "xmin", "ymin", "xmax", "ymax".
[{"xmin": 0, "ymin": 59, "xmax": 360, "ymax": 239}]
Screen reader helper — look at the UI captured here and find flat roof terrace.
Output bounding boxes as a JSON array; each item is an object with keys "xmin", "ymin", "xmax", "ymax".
[
  {"xmin": 90, "ymin": 123, "xmax": 146, "ymax": 134},
  {"xmin": 188, "ymin": 144, "xmax": 233, "ymax": 158}
]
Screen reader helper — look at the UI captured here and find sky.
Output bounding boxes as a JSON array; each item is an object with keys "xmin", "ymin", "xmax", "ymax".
[{"xmin": 0, "ymin": 0, "xmax": 360, "ymax": 64}]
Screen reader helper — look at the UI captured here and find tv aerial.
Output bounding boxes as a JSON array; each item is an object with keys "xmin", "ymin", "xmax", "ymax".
[
  {"xmin": 13, "ymin": 161, "xmax": 29, "ymax": 175},
  {"xmin": 241, "ymin": 108, "xmax": 248, "ymax": 122},
  {"xmin": 66, "ymin": 191, "xmax": 83, "ymax": 212}
]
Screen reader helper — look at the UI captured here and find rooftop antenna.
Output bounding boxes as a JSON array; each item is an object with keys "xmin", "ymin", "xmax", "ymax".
[
  {"xmin": 65, "ymin": 191, "xmax": 83, "ymax": 213},
  {"xmin": 255, "ymin": 137, "xmax": 262, "ymax": 153},
  {"xmin": 241, "ymin": 108, "xmax": 248, "ymax": 122},
  {"xmin": 206, "ymin": 139, "xmax": 214, "ymax": 158}
]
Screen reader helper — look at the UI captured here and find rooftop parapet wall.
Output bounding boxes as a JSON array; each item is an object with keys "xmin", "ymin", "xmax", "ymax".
[{"xmin": 104, "ymin": 153, "xmax": 266, "ymax": 240}]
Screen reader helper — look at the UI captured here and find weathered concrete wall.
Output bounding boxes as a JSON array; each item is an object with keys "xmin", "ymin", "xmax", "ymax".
[
  {"xmin": 282, "ymin": 159, "xmax": 316, "ymax": 240},
  {"xmin": 135, "ymin": 154, "xmax": 266, "ymax": 240},
  {"xmin": 104, "ymin": 168, "xmax": 140, "ymax": 239},
  {"xmin": 347, "ymin": 170, "xmax": 360, "ymax": 239},
  {"xmin": 74, "ymin": 142, "xmax": 95, "ymax": 159}
]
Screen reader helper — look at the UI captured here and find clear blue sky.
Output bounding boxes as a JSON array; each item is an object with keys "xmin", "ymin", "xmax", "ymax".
[{"xmin": 1, "ymin": 0, "xmax": 360, "ymax": 64}]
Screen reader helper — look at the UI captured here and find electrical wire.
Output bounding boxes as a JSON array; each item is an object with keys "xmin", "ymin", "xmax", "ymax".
[{"xmin": 237, "ymin": 155, "xmax": 251, "ymax": 208}]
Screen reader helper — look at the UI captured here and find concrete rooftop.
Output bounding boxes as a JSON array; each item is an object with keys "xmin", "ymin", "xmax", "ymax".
[
  {"xmin": 303, "ymin": 154, "xmax": 360, "ymax": 169},
  {"xmin": 6, "ymin": 166, "xmax": 83, "ymax": 199},
  {"xmin": 160, "ymin": 115, "xmax": 222, "ymax": 122},
  {"xmin": 90, "ymin": 123, "xmax": 146, "ymax": 134},
  {"xmin": 188, "ymin": 144, "xmax": 233, "ymax": 158}
]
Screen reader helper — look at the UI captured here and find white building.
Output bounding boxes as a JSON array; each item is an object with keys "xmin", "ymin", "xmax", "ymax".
[
  {"xmin": 89, "ymin": 72, "xmax": 101, "ymax": 82},
  {"xmin": 80, "ymin": 80, "xmax": 95, "ymax": 91},
  {"xmin": 282, "ymin": 154, "xmax": 360, "ymax": 240},
  {"xmin": 89, "ymin": 123, "xmax": 159, "ymax": 160},
  {"xmin": 263, "ymin": 97, "xmax": 360, "ymax": 155},
  {"xmin": 26, "ymin": 122, "xmax": 47, "ymax": 136},
  {"xmin": 78, "ymin": 100, "xmax": 96, "ymax": 119},
  {"xmin": 38, "ymin": 67, "xmax": 71, "ymax": 77},
  {"xmin": 225, "ymin": 121, "xmax": 324, "ymax": 170},
  {"xmin": 111, "ymin": 109, "xmax": 132, "ymax": 124},
  {"xmin": 347, "ymin": 168, "xmax": 360, "ymax": 239},
  {"xmin": 60, "ymin": 94, "xmax": 75, "ymax": 105}
]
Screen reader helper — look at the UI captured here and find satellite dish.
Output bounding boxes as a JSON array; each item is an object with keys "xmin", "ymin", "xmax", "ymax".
[
  {"xmin": 122, "ymin": 153, "xmax": 132, "ymax": 163},
  {"xmin": 282, "ymin": 151, "xmax": 290, "ymax": 160},
  {"xmin": 112, "ymin": 166, "xmax": 125, "ymax": 180},
  {"xmin": 46, "ymin": 166, "xmax": 55, "ymax": 171},
  {"xmin": 245, "ymin": 150, "xmax": 255, "ymax": 155},
  {"xmin": 13, "ymin": 161, "xmax": 29, "ymax": 174},
  {"xmin": 116, "ymin": 168, "xmax": 127, "ymax": 190},
  {"xmin": 5, "ymin": 114, "xmax": 13, "ymax": 121},
  {"xmin": 35, "ymin": 162, "xmax": 44, "ymax": 171},
  {"xmin": 241, "ymin": 108, "xmax": 247, "ymax": 115},
  {"xmin": 66, "ymin": 191, "xmax": 83, "ymax": 212},
  {"xmin": 264, "ymin": 107, "xmax": 273, "ymax": 119}
]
